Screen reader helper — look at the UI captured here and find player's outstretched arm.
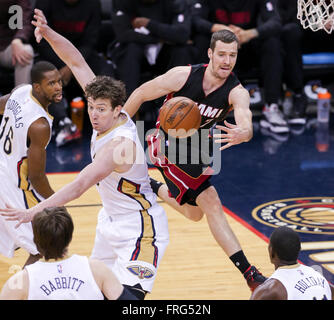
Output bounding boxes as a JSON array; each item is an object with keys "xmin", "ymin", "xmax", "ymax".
[
  {"xmin": 0, "ymin": 137, "xmax": 135, "ymax": 227},
  {"xmin": 123, "ymin": 66, "xmax": 191, "ymax": 118},
  {"xmin": 213, "ymin": 85, "xmax": 252, "ymax": 151},
  {"xmin": 32, "ymin": 8, "xmax": 95, "ymax": 91},
  {"xmin": 89, "ymin": 258, "xmax": 124, "ymax": 299},
  {"xmin": 27, "ymin": 118, "xmax": 55, "ymax": 199}
]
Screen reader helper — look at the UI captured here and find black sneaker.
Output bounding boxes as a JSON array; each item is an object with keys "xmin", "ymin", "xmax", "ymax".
[
  {"xmin": 149, "ymin": 178, "xmax": 163, "ymax": 195},
  {"xmin": 288, "ymin": 94, "xmax": 307, "ymax": 125},
  {"xmin": 243, "ymin": 265, "xmax": 267, "ymax": 292},
  {"xmin": 55, "ymin": 117, "xmax": 82, "ymax": 147}
]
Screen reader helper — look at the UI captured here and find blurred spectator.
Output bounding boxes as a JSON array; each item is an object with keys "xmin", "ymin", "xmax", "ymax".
[
  {"xmin": 0, "ymin": 0, "xmax": 34, "ymax": 86},
  {"xmin": 278, "ymin": 0, "xmax": 307, "ymax": 126},
  {"xmin": 111, "ymin": 0, "xmax": 193, "ymax": 99},
  {"xmin": 34, "ymin": 0, "xmax": 114, "ymax": 146},
  {"xmin": 35, "ymin": 0, "xmax": 114, "ymax": 86},
  {"xmin": 190, "ymin": 0, "xmax": 289, "ymax": 134}
]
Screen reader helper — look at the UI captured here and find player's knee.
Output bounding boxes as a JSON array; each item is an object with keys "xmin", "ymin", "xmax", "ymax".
[
  {"xmin": 184, "ymin": 205, "xmax": 204, "ymax": 222},
  {"xmin": 188, "ymin": 211, "xmax": 204, "ymax": 222},
  {"xmin": 197, "ymin": 187, "xmax": 223, "ymax": 213},
  {"xmin": 191, "ymin": 210, "xmax": 204, "ymax": 222}
]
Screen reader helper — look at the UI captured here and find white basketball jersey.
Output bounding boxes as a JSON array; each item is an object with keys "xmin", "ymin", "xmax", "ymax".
[
  {"xmin": 25, "ymin": 255, "xmax": 104, "ymax": 300},
  {"xmin": 0, "ymin": 85, "xmax": 53, "ymax": 207},
  {"xmin": 90, "ymin": 111, "xmax": 156, "ymax": 215},
  {"xmin": 269, "ymin": 263, "xmax": 332, "ymax": 300}
]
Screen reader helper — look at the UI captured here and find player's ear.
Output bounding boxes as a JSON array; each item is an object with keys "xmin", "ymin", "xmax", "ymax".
[
  {"xmin": 113, "ymin": 105, "xmax": 122, "ymax": 117},
  {"xmin": 32, "ymin": 82, "xmax": 41, "ymax": 93},
  {"xmin": 208, "ymin": 48, "xmax": 212, "ymax": 60},
  {"xmin": 268, "ymin": 243, "xmax": 275, "ymax": 261}
]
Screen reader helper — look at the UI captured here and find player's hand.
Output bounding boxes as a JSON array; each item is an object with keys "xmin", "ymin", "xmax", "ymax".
[
  {"xmin": 0, "ymin": 204, "xmax": 33, "ymax": 229},
  {"xmin": 213, "ymin": 120, "xmax": 249, "ymax": 151},
  {"xmin": 31, "ymin": 8, "xmax": 49, "ymax": 43}
]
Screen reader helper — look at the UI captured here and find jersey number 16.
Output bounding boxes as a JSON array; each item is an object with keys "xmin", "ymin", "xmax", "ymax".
[{"xmin": 0, "ymin": 116, "xmax": 13, "ymax": 155}]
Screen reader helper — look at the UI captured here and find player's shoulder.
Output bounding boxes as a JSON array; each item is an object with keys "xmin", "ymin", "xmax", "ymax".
[
  {"xmin": 8, "ymin": 84, "xmax": 32, "ymax": 101},
  {"xmin": 166, "ymin": 65, "xmax": 192, "ymax": 77},
  {"xmin": 29, "ymin": 117, "xmax": 51, "ymax": 131},
  {"xmin": 251, "ymin": 278, "xmax": 287, "ymax": 300},
  {"xmin": 163, "ymin": 66, "xmax": 192, "ymax": 88},
  {"xmin": 28, "ymin": 117, "xmax": 52, "ymax": 143},
  {"xmin": 231, "ymin": 82, "xmax": 247, "ymax": 92},
  {"xmin": 11, "ymin": 84, "xmax": 30, "ymax": 94},
  {"xmin": 230, "ymin": 84, "xmax": 250, "ymax": 100}
]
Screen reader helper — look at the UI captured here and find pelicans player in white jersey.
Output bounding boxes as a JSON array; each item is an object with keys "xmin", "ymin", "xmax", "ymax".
[
  {"xmin": 0, "ymin": 207, "xmax": 138, "ymax": 300},
  {"xmin": 0, "ymin": 61, "xmax": 62, "ymax": 266},
  {"xmin": 251, "ymin": 226, "xmax": 334, "ymax": 300},
  {"xmin": 1, "ymin": 9, "xmax": 169, "ymax": 299}
]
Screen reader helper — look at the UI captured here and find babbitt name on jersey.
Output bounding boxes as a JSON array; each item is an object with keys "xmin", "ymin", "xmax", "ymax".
[
  {"xmin": 294, "ymin": 276, "xmax": 326, "ymax": 294},
  {"xmin": 7, "ymin": 98, "xmax": 23, "ymax": 128},
  {"xmin": 40, "ymin": 277, "xmax": 85, "ymax": 296}
]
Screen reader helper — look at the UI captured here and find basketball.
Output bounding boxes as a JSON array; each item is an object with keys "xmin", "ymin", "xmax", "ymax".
[{"xmin": 159, "ymin": 96, "xmax": 201, "ymax": 138}]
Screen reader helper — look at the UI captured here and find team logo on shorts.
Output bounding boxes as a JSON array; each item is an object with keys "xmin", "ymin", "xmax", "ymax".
[
  {"xmin": 127, "ymin": 265, "xmax": 154, "ymax": 279},
  {"xmin": 252, "ymin": 197, "xmax": 334, "ymax": 234}
]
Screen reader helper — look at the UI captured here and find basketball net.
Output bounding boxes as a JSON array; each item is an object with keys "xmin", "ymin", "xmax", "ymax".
[{"xmin": 297, "ymin": 0, "xmax": 334, "ymax": 33}]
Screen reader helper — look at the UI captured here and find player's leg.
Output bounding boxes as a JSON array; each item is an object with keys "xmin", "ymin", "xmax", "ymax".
[
  {"xmin": 92, "ymin": 234, "xmax": 147, "ymax": 300},
  {"xmin": 119, "ymin": 204, "xmax": 169, "ymax": 299},
  {"xmin": 196, "ymin": 186, "xmax": 242, "ymax": 255},
  {"xmin": 0, "ymin": 188, "xmax": 40, "ymax": 266},
  {"xmin": 151, "ymin": 179, "xmax": 204, "ymax": 221},
  {"xmin": 91, "ymin": 206, "xmax": 169, "ymax": 299},
  {"xmin": 18, "ymin": 222, "xmax": 41, "ymax": 267},
  {"xmin": 195, "ymin": 186, "xmax": 266, "ymax": 291}
]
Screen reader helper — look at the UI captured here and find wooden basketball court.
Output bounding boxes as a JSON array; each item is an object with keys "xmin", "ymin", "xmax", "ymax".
[{"xmin": 0, "ymin": 169, "xmax": 273, "ymax": 300}]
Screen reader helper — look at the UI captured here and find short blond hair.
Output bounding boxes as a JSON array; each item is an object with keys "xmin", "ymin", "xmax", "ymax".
[{"xmin": 210, "ymin": 29, "xmax": 239, "ymax": 51}]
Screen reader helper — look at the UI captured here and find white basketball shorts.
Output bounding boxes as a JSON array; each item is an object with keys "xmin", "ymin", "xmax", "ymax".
[
  {"xmin": 0, "ymin": 175, "xmax": 40, "ymax": 257},
  {"xmin": 90, "ymin": 203, "xmax": 169, "ymax": 293}
]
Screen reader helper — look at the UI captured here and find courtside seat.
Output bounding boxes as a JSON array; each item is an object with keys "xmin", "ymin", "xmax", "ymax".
[
  {"xmin": 302, "ymin": 52, "xmax": 334, "ymax": 79},
  {"xmin": 303, "ymin": 52, "xmax": 334, "ymax": 65}
]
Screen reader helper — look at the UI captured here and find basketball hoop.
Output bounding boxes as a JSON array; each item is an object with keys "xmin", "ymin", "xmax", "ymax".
[{"xmin": 297, "ymin": 0, "xmax": 334, "ymax": 33}]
